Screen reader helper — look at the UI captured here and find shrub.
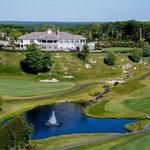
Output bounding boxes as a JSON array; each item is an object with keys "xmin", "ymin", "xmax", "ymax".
[
  {"xmin": 143, "ymin": 42, "xmax": 150, "ymax": 57},
  {"xmin": 20, "ymin": 44, "xmax": 53, "ymax": 74},
  {"xmin": 0, "ymin": 117, "xmax": 33, "ymax": 150},
  {"xmin": 77, "ymin": 44, "xmax": 90, "ymax": 62},
  {"xmin": 0, "ymin": 96, "xmax": 3, "ymax": 111},
  {"xmin": 104, "ymin": 51, "xmax": 116, "ymax": 65},
  {"xmin": 0, "ymin": 65, "xmax": 22, "ymax": 75},
  {"xmin": 129, "ymin": 49, "xmax": 143, "ymax": 62}
]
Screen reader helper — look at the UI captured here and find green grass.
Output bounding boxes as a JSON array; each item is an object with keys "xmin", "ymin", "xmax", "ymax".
[
  {"xmin": 0, "ymin": 50, "xmax": 149, "ymax": 149},
  {"xmin": 0, "ymin": 81, "xmax": 103, "ymax": 121},
  {"xmin": 0, "ymin": 51, "xmax": 123, "ymax": 80},
  {"xmin": 70, "ymin": 131, "xmax": 150, "ymax": 150},
  {"xmin": 112, "ymin": 80, "xmax": 146, "ymax": 95},
  {"xmin": 85, "ymin": 75, "xmax": 150, "ymax": 119},
  {"xmin": 125, "ymin": 120, "xmax": 150, "ymax": 132},
  {"xmin": 105, "ymin": 47, "xmax": 141, "ymax": 53},
  {"xmin": 0, "ymin": 79, "xmax": 75, "ymax": 97},
  {"xmin": 123, "ymin": 97, "xmax": 150, "ymax": 114},
  {"xmin": 32, "ymin": 134, "xmax": 111, "ymax": 150}
]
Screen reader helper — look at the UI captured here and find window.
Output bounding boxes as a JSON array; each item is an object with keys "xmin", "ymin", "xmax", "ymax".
[
  {"xmin": 42, "ymin": 40, "xmax": 46, "ymax": 43},
  {"xmin": 47, "ymin": 40, "xmax": 53, "ymax": 43},
  {"xmin": 64, "ymin": 40, "xmax": 69, "ymax": 43},
  {"xmin": 54, "ymin": 40, "xmax": 57, "ymax": 43},
  {"xmin": 20, "ymin": 39, "xmax": 23, "ymax": 43},
  {"xmin": 71, "ymin": 40, "xmax": 74, "ymax": 43},
  {"xmin": 42, "ymin": 46, "xmax": 46, "ymax": 49},
  {"xmin": 30, "ymin": 39, "xmax": 34, "ymax": 43}
]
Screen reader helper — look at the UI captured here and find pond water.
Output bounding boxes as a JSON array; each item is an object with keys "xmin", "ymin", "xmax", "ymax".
[{"xmin": 20, "ymin": 103, "xmax": 135, "ymax": 139}]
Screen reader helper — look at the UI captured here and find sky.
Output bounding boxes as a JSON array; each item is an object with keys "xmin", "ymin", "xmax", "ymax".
[{"xmin": 0, "ymin": 0, "xmax": 150, "ymax": 22}]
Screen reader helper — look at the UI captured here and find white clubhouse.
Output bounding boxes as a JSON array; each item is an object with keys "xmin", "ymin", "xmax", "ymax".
[{"xmin": 19, "ymin": 29, "xmax": 89, "ymax": 51}]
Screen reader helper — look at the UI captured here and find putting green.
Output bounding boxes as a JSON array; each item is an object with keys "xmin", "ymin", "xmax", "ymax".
[{"xmin": 0, "ymin": 79, "xmax": 75, "ymax": 97}]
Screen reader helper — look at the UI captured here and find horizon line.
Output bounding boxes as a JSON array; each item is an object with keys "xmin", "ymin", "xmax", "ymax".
[{"xmin": 0, "ymin": 19, "xmax": 150, "ymax": 23}]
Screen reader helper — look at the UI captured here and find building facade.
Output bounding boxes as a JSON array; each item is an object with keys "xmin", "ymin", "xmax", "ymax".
[{"xmin": 19, "ymin": 29, "xmax": 88, "ymax": 51}]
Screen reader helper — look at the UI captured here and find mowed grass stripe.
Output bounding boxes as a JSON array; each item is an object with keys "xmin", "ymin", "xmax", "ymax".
[
  {"xmin": 123, "ymin": 97, "xmax": 150, "ymax": 113},
  {"xmin": 0, "ymin": 79, "xmax": 75, "ymax": 97}
]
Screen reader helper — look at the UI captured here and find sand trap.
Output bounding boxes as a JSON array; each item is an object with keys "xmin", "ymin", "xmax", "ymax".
[
  {"xmin": 40, "ymin": 78, "xmax": 59, "ymax": 83},
  {"xmin": 64, "ymin": 76, "xmax": 74, "ymax": 79}
]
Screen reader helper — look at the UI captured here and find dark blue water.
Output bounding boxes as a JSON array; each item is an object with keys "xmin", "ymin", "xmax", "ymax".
[{"xmin": 20, "ymin": 103, "xmax": 135, "ymax": 139}]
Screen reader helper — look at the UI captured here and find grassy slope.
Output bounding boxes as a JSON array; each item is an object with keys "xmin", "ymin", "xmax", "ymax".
[
  {"xmin": 70, "ymin": 131, "xmax": 150, "ymax": 150},
  {"xmin": 0, "ymin": 51, "xmax": 149, "ymax": 120},
  {"xmin": 0, "ymin": 49, "xmax": 150, "ymax": 150},
  {"xmin": 125, "ymin": 120, "xmax": 150, "ymax": 132},
  {"xmin": 85, "ymin": 75, "xmax": 150, "ymax": 119},
  {"xmin": 32, "ymin": 134, "xmax": 111, "ymax": 150},
  {"xmin": 0, "ymin": 51, "xmax": 123, "ymax": 119},
  {"xmin": 0, "ymin": 81, "xmax": 103, "ymax": 121},
  {"xmin": 0, "ymin": 51, "xmax": 122, "ymax": 79}
]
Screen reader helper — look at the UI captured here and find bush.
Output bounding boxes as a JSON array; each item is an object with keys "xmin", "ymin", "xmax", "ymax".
[
  {"xmin": 0, "ymin": 117, "xmax": 33, "ymax": 149},
  {"xmin": 0, "ymin": 65, "xmax": 22, "ymax": 75},
  {"xmin": 20, "ymin": 44, "xmax": 53, "ymax": 74},
  {"xmin": 77, "ymin": 44, "xmax": 90, "ymax": 62},
  {"xmin": 104, "ymin": 51, "xmax": 116, "ymax": 65},
  {"xmin": 0, "ymin": 96, "xmax": 3, "ymax": 111},
  {"xmin": 143, "ymin": 42, "xmax": 150, "ymax": 57},
  {"xmin": 129, "ymin": 49, "xmax": 143, "ymax": 62}
]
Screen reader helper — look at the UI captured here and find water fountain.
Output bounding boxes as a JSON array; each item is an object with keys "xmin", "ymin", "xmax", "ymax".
[{"xmin": 45, "ymin": 111, "xmax": 59, "ymax": 126}]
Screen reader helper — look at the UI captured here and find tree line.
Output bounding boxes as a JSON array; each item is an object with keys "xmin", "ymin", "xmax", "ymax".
[{"xmin": 1, "ymin": 20, "xmax": 150, "ymax": 48}]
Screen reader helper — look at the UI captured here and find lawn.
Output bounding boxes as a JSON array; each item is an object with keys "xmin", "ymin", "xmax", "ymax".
[
  {"xmin": 0, "ymin": 50, "xmax": 149, "ymax": 149},
  {"xmin": 123, "ymin": 97, "xmax": 150, "ymax": 114},
  {"xmin": 0, "ymin": 79, "xmax": 75, "ymax": 97},
  {"xmin": 105, "ymin": 47, "xmax": 141, "ymax": 53},
  {"xmin": 32, "ymin": 134, "xmax": 111, "ymax": 150},
  {"xmin": 70, "ymin": 131, "xmax": 150, "ymax": 150},
  {"xmin": 0, "ymin": 80, "xmax": 103, "ymax": 121},
  {"xmin": 85, "ymin": 74, "xmax": 150, "ymax": 119}
]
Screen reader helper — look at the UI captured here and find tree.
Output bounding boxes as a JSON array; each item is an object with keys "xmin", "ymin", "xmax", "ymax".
[
  {"xmin": 36, "ymin": 24, "xmax": 57, "ymax": 32},
  {"xmin": 104, "ymin": 51, "xmax": 117, "ymax": 65},
  {"xmin": 77, "ymin": 44, "xmax": 90, "ymax": 62},
  {"xmin": 9, "ymin": 30, "xmax": 22, "ymax": 49},
  {"xmin": 87, "ymin": 31, "xmax": 93, "ymax": 41},
  {"xmin": 129, "ymin": 49, "xmax": 143, "ymax": 62},
  {"xmin": 20, "ymin": 44, "xmax": 53, "ymax": 74},
  {"xmin": 142, "ymin": 42, "xmax": 150, "ymax": 57},
  {"xmin": 0, "ymin": 117, "xmax": 33, "ymax": 150}
]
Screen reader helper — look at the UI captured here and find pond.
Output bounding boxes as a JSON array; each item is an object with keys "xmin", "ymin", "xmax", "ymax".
[{"xmin": 19, "ymin": 103, "xmax": 135, "ymax": 139}]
